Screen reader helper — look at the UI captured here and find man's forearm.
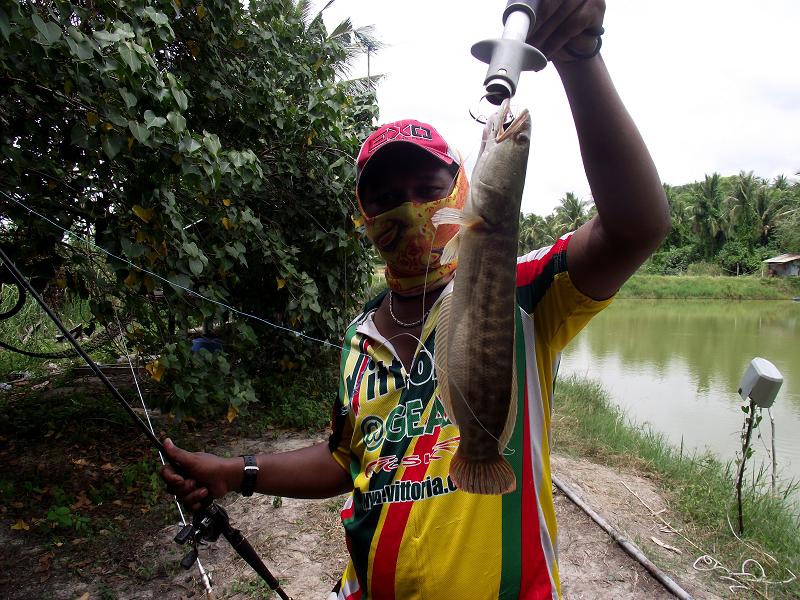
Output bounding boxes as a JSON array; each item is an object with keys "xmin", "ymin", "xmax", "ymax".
[
  {"xmin": 556, "ymin": 55, "xmax": 670, "ymax": 247},
  {"xmin": 224, "ymin": 442, "xmax": 352, "ymax": 499},
  {"xmin": 556, "ymin": 55, "xmax": 670, "ymax": 299}
]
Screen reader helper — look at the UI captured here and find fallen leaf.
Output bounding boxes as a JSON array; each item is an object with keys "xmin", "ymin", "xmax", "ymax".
[
  {"xmin": 100, "ymin": 462, "xmax": 115, "ymax": 471},
  {"xmin": 72, "ymin": 458, "xmax": 90, "ymax": 467},
  {"xmin": 35, "ymin": 552, "xmax": 54, "ymax": 572},
  {"xmin": 226, "ymin": 405, "xmax": 238, "ymax": 423},
  {"xmin": 71, "ymin": 559, "xmax": 91, "ymax": 568},
  {"xmin": 70, "ymin": 492, "xmax": 92, "ymax": 510},
  {"xmin": 10, "ymin": 520, "xmax": 29, "ymax": 531}
]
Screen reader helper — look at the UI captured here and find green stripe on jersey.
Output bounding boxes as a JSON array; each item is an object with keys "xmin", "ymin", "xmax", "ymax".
[{"xmin": 499, "ymin": 307, "xmax": 526, "ymax": 598}]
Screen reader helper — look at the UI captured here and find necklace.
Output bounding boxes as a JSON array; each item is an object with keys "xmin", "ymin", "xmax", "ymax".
[{"xmin": 388, "ymin": 291, "xmax": 431, "ymax": 328}]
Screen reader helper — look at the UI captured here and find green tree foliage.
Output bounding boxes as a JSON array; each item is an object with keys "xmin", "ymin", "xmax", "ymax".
[
  {"xmin": 0, "ymin": 0, "xmax": 379, "ymax": 418},
  {"xmin": 688, "ymin": 173, "xmax": 729, "ymax": 260},
  {"xmin": 518, "ymin": 191, "xmax": 592, "ymax": 254},
  {"xmin": 553, "ymin": 191, "xmax": 591, "ymax": 236},
  {"xmin": 519, "ymin": 172, "xmax": 800, "ymax": 276},
  {"xmin": 774, "ymin": 208, "xmax": 800, "ymax": 253},
  {"xmin": 517, "ymin": 212, "xmax": 552, "ymax": 254}
]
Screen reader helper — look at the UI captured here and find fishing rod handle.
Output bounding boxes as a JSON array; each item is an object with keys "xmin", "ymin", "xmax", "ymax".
[{"xmin": 213, "ymin": 505, "xmax": 292, "ymax": 600}]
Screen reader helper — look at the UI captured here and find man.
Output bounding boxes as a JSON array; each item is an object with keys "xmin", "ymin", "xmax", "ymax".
[{"xmin": 161, "ymin": 2, "xmax": 670, "ymax": 598}]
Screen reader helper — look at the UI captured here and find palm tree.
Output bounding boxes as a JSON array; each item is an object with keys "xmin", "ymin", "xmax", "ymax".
[
  {"xmin": 518, "ymin": 212, "xmax": 555, "ymax": 253},
  {"xmin": 304, "ymin": 1, "xmax": 386, "ymax": 95},
  {"xmin": 773, "ymin": 174, "xmax": 791, "ymax": 191},
  {"xmin": 663, "ymin": 183, "xmax": 691, "ymax": 248},
  {"xmin": 553, "ymin": 192, "xmax": 591, "ymax": 237},
  {"xmin": 753, "ymin": 184, "xmax": 790, "ymax": 246},
  {"xmin": 727, "ymin": 171, "xmax": 764, "ymax": 248},
  {"xmin": 688, "ymin": 173, "xmax": 729, "ymax": 260}
]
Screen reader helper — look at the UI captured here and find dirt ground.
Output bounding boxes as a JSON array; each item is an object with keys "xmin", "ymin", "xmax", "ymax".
[{"xmin": 1, "ymin": 427, "xmax": 738, "ymax": 600}]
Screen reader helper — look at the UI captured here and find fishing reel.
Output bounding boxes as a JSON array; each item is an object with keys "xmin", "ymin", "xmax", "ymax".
[
  {"xmin": 174, "ymin": 502, "xmax": 225, "ymax": 570},
  {"xmin": 174, "ymin": 502, "xmax": 293, "ymax": 600}
]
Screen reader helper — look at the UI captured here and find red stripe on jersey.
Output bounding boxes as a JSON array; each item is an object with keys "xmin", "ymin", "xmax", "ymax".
[
  {"xmin": 370, "ymin": 427, "xmax": 442, "ymax": 599},
  {"xmin": 341, "ymin": 499, "xmax": 354, "ymax": 522},
  {"xmin": 520, "ymin": 384, "xmax": 553, "ymax": 598},
  {"xmin": 516, "ymin": 236, "xmax": 570, "ymax": 289}
]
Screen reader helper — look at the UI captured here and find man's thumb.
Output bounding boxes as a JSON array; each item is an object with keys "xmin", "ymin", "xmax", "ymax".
[{"xmin": 163, "ymin": 438, "xmax": 187, "ymax": 465}]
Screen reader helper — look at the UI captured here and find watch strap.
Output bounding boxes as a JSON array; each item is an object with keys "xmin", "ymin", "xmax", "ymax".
[{"xmin": 240, "ymin": 455, "xmax": 259, "ymax": 497}]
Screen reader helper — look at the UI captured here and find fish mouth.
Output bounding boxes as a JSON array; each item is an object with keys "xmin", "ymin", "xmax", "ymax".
[{"xmin": 495, "ymin": 99, "xmax": 530, "ymax": 143}]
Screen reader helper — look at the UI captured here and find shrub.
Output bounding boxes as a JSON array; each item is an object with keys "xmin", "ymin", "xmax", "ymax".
[
  {"xmin": 686, "ymin": 261, "xmax": 723, "ymax": 276},
  {"xmin": 646, "ymin": 245, "xmax": 699, "ymax": 275}
]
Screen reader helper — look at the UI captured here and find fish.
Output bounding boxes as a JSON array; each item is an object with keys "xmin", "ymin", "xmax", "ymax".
[{"xmin": 431, "ymin": 99, "xmax": 531, "ymax": 495}]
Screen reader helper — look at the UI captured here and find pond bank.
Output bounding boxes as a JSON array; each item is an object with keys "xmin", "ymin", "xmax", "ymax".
[
  {"xmin": 618, "ymin": 274, "xmax": 800, "ymax": 299},
  {"xmin": 553, "ymin": 376, "xmax": 800, "ymax": 599}
]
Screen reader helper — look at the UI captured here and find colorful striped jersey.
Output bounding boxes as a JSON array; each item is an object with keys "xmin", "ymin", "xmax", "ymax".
[{"xmin": 328, "ymin": 234, "xmax": 612, "ymax": 599}]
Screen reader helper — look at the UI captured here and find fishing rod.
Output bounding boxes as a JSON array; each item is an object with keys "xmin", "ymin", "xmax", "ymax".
[{"xmin": 0, "ymin": 246, "xmax": 292, "ymax": 600}]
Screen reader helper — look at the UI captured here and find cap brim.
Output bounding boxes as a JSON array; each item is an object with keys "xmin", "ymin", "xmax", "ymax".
[{"xmin": 357, "ymin": 140, "xmax": 457, "ymax": 191}]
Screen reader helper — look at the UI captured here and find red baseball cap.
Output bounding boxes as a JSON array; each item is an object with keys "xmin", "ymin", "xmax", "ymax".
[{"xmin": 356, "ymin": 119, "xmax": 460, "ymax": 190}]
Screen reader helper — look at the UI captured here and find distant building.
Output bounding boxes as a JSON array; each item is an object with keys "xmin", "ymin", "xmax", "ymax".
[{"xmin": 762, "ymin": 253, "xmax": 800, "ymax": 277}]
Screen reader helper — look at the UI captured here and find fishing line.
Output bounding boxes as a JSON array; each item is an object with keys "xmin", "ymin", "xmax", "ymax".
[
  {"xmin": 5, "ymin": 188, "xmax": 488, "ymax": 436},
  {"xmin": 2, "ymin": 190, "xmax": 343, "ymax": 353},
  {"xmin": 376, "ymin": 326, "xmax": 514, "ymax": 455},
  {"xmin": 112, "ymin": 309, "xmax": 214, "ymax": 597},
  {"xmin": 4, "ymin": 188, "xmax": 484, "ymax": 430},
  {"xmin": 6, "ymin": 178, "xmax": 519, "ymax": 455}
]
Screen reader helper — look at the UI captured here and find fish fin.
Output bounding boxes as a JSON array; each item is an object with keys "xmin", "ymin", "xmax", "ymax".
[
  {"xmin": 498, "ymin": 333, "xmax": 518, "ymax": 451},
  {"xmin": 434, "ymin": 292, "xmax": 457, "ymax": 426},
  {"xmin": 450, "ymin": 452, "xmax": 516, "ymax": 495},
  {"xmin": 431, "ymin": 207, "xmax": 484, "ymax": 228},
  {"xmin": 440, "ymin": 230, "xmax": 460, "ymax": 265}
]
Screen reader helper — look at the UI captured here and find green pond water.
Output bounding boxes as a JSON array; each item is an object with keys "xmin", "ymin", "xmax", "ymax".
[{"xmin": 560, "ymin": 299, "xmax": 800, "ymax": 492}]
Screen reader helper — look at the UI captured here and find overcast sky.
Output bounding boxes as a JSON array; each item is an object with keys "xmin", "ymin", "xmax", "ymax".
[{"xmin": 313, "ymin": 0, "xmax": 800, "ymax": 216}]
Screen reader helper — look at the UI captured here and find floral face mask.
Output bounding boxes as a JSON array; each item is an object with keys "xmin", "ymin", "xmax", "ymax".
[{"xmin": 359, "ymin": 166, "xmax": 468, "ymax": 296}]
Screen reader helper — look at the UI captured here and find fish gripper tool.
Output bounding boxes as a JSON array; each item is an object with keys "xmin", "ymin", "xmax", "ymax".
[{"xmin": 472, "ymin": 0, "xmax": 548, "ymax": 104}]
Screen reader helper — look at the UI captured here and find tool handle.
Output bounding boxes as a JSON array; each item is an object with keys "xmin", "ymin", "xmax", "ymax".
[{"xmin": 503, "ymin": 0, "xmax": 541, "ymax": 42}]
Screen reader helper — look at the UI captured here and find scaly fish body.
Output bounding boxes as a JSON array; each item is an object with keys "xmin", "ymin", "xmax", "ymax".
[{"xmin": 432, "ymin": 100, "xmax": 531, "ymax": 494}]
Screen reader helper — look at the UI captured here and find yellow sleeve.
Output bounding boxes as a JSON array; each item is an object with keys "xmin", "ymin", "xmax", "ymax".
[{"xmin": 533, "ymin": 270, "xmax": 613, "ymax": 352}]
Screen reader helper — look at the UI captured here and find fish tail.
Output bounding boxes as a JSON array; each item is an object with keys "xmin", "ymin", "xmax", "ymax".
[{"xmin": 450, "ymin": 452, "xmax": 516, "ymax": 495}]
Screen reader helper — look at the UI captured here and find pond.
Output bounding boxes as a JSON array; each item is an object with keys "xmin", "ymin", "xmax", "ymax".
[{"xmin": 560, "ymin": 299, "xmax": 800, "ymax": 492}]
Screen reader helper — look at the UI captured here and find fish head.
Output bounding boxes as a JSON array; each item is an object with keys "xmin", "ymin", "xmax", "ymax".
[{"xmin": 470, "ymin": 99, "xmax": 531, "ymax": 228}]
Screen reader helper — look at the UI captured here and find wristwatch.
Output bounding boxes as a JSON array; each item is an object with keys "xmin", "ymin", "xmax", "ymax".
[{"xmin": 240, "ymin": 455, "xmax": 259, "ymax": 497}]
